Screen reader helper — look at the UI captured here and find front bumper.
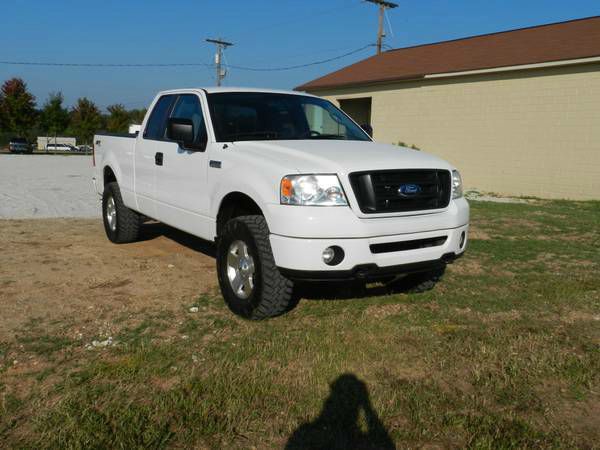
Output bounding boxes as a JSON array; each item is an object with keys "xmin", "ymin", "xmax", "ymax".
[{"xmin": 270, "ymin": 223, "xmax": 469, "ymax": 280}]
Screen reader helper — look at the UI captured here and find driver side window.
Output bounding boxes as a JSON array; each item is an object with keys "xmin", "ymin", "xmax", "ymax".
[{"xmin": 170, "ymin": 94, "xmax": 207, "ymax": 145}]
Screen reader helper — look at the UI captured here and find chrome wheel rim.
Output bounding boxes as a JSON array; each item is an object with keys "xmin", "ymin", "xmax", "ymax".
[
  {"xmin": 106, "ymin": 196, "xmax": 117, "ymax": 232},
  {"xmin": 226, "ymin": 240, "xmax": 255, "ymax": 299}
]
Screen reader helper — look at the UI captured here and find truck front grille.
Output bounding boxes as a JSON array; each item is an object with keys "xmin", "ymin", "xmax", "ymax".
[{"xmin": 349, "ymin": 169, "xmax": 451, "ymax": 214}]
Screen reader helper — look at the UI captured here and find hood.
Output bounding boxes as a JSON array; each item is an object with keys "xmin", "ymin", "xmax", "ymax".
[{"xmin": 230, "ymin": 140, "xmax": 454, "ymax": 175}]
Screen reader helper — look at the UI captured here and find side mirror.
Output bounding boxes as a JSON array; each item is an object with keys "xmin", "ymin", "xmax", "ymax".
[
  {"xmin": 167, "ymin": 118, "xmax": 206, "ymax": 151},
  {"xmin": 361, "ymin": 124, "xmax": 373, "ymax": 138}
]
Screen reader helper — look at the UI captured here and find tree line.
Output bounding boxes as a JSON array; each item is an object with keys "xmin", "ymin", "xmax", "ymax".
[{"xmin": 0, "ymin": 77, "xmax": 146, "ymax": 146}]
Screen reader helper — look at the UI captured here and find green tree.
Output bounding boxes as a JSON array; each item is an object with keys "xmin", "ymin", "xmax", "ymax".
[
  {"xmin": 40, "ymin": 92, "xmax": 69, "ymax": 138},
  {"xmin": 0, "ymin": 78, "xmax": 37, "ymax": 138},
  {"xmin": 70, "ymin": 97, "xmax": 102, "ymax": 144},
  {"xmin": 128, "ymin": 108, "xmax": 147, "ymax": 125},
  {"xmin": 106, "ymin": 104, "xmax": 130, "ymax": 133}
]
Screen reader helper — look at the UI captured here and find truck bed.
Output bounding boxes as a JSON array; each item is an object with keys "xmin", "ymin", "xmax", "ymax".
[{"xmin": 92, "ymin": 133, "xmax": 137, "ymax": 198}]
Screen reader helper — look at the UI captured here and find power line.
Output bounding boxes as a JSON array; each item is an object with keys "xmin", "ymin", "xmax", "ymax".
[
  {"xmin": 0, "ymin": 61, "xmax": 212, "ymax": 68},
  {"xmin": 224, "ymin": 44, "xmax": 374, "ymax": 72},
  {"xmin": 0, "ymin": 44, "xmax": 373, "ymax": 73}
]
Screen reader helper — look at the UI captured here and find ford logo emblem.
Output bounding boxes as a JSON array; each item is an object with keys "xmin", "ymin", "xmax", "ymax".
[{"xmin": 398, "ymin": 183, "xmax": 422, "ymax": 196}]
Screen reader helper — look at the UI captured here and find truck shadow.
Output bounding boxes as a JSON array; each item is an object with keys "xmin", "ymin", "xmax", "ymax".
[
  {"xmin": 285, "ymin": 373, "xmax": 395, "ymax": 450},
  {"xmin": 139, "ymin": 221, "xmax": 216, "ymax": 257},
  {"xmin": 138, "ymin": 221, "xmax": 422, "ymax": 301},
  {"xmin": 294, "ymin": 280, "xmax": 391, "ymax": 301}
]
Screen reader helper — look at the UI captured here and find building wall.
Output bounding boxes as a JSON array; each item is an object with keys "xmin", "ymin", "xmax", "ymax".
[{"xmin": 309, "ymin": 63, "xmax": 600, "ymax": 200}]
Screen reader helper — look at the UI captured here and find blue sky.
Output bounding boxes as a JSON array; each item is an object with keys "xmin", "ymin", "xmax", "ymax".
[{"xmin": 1, "ymin": 0, "xmax": 598, "ymax": 111}]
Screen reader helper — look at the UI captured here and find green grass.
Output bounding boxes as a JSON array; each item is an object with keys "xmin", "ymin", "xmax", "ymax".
[{"xmin": 1, "ymin": 199, "xmax": 599, "ymax": 449}]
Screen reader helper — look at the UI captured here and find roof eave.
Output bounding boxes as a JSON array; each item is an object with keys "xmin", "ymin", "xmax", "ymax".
[{"xmin": 296, "ymin": 55, "xmax": 600, "ymax": 92}]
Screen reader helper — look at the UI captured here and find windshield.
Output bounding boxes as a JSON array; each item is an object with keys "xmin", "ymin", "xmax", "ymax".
[{"xmin": 207, "ymin": 92, "xmax": 371, "ymax": 142}]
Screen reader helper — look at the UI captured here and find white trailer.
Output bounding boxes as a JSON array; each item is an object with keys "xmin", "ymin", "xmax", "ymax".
[{"xmin": 37, "ymin": 136, "xmax": 76, "ymax": 151}]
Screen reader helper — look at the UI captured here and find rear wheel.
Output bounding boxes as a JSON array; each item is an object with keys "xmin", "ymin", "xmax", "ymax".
[
  {"xmin": 102, "ymin": 182, "xmax": 141, "ymax": 243},
  {"xmin": 216, "ymin": 215, "xmax": 294, "ymax": 319}
]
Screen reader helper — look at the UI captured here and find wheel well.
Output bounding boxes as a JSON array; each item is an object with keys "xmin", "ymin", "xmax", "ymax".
[
  {"xmin": 217, "ymin": 192, "xmax": 263, "ymax": 236},
  {"xmin": 103, "ymin": 166, "xmax": 117, "ymax": 186}
]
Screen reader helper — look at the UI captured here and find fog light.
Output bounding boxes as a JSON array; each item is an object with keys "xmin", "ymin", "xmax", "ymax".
[
  {"xmin": 322, "ymin": 247, "xmax": 335, "ymax": 264},
  {"xmin": 322, "ymin": 246, "xmax": 344, "ymax": 266},
  {"xmin": 459, "ymin": 231, "xmax": 466, "ymax": 249}
]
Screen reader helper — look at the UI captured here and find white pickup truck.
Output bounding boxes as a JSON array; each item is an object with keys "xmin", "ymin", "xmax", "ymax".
[{"xmin": 93, "ymin": 88, "xmax": 469, "ymax": 319}]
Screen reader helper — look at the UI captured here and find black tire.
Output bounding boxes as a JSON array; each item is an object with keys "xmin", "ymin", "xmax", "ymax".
[
  {"xmin": 216, "ymin": 215, "xmax": 294, "ymax": 319},
  {"xmin": 388, "ymin": 266, "xmax": 446, "ymax": 294},
  {"xmin": 102, "ymin": 182, "xmax": 141, "ymax": 244}
]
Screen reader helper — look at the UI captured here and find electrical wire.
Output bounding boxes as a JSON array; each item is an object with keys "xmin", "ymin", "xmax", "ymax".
[
  {"xmin": 224, "ymin": 44, "xmax": 374, "ymax": 72},
  {"xmin": 0, "ymin": 44, "xmax": 374, "ymax": 72},
  {"xmin": 0, "ymin": 61, "xmax": 212, "ymax": 67}
]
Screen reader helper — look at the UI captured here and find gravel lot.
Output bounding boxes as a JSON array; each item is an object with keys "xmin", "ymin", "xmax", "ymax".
[{"xmin": 0, "ymin": 154, "xmax": 99, "ymax": 218}]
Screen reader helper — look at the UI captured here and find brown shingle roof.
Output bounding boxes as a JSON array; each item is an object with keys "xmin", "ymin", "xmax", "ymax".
[{"xmin": 296, "ymin": 16, "xmax": 600, "ymax": 91}]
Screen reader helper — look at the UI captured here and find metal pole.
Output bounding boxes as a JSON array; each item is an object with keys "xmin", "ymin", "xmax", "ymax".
[
  {"xmin": 365, "ymin": 0, "xmax": 398, "ymax": 55},
  {"xmin": 377, "ymin": 4, "xmax": 384, "ymax": 55},
  {"xmin": 206, "ymin": 38, "xmax": 233, "ymax": 87}
]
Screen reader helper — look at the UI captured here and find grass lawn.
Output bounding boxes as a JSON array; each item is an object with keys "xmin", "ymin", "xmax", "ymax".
[{"xmin": 1, "ymin": 199, "xmax": 599, "ymax": 449}]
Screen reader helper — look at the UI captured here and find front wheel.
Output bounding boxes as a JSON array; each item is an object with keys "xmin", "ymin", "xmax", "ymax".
[{"xmin": 216, "ymin": 215, "xmax": 294, "ymax": 319}]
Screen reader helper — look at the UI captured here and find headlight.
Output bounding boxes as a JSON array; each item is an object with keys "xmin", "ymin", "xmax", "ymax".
[
  {"xmin": 280, "ymin": 174, "xmax": 348, "ymax": 206},
  {"xmin": 452, "ymin": 170, "xmax": 463, "ymax": 199}
]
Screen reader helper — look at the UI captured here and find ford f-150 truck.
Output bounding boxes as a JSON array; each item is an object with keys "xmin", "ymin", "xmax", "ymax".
[{"xmin": 93, "ymin": 88, "xmax": 469, "ymax": 319}]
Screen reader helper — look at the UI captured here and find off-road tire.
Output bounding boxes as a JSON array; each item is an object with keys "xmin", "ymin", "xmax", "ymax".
[
  {"xmin": 388, "ymin": 266, "xmax": 446, "ymax": 294},
  {"xmin": 217, "ymin": 215, "xmax": 294, "ymax": 319},
  {"xmin": 102, "ymin": 182, "xmax": 141, "ymax": 244}
]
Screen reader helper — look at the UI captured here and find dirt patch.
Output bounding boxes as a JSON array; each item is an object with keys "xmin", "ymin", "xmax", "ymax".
[
  {"xmin": 468, "ymin": 229, "xmax": 491, "ymax": 241},
  {"xmin": 452, "ymin": 307, "xmax": 522, "ymax": 323},
  {"xmin": 0, "ymin": 219, "xmax": 218, "ymax": 341},
  {"xmin": 447, "ymin": 259, "xmax": 485, "ymax": 275},
  {"xmin": 560, "ymin": 311, "xmax": 600, "ymax": 324},
  {"xmin": 363, "ymin": 302, "xmax": 410, "ymax": 319},
  {"xmin": 499, "ymin": 218, "xmax": 541, "ymax": 230}
]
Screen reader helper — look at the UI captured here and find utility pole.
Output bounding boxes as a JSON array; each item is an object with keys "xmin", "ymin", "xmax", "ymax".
[
  {"xmin": 365, "ymin": 0, "xmax": 398, "ymax": 55},
  {"xmin": 206, "ymin": 38, "xmax": 234, "ymax": 86}
]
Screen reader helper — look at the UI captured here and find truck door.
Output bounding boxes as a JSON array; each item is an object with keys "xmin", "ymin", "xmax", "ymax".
[
  {"xmin": 135, "ymin": 94, "xmax": 177, "ymax": 218},
  {"xmin": 153, "ymin": 93, "xmax": 212, "ymax": 239}
]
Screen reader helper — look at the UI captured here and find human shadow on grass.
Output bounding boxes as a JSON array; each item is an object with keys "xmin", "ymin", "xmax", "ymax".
[{"xmin": 286, "ymin": 373, "xmax": 395, "ymax": 450}]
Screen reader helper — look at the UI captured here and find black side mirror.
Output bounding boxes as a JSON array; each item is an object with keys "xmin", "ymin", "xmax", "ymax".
[
  {"xmin": 167, "ymin": 118, "xmax": 206, "ymax": 151},
  {"xmin": 361, "ymin": 124, "xmax": 373, "ymax": 138}
]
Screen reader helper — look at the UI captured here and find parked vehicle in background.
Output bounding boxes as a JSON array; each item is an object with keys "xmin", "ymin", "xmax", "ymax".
[
  {"xmin": 46, "ymin": 143, "xmax": 74, "ymax": 152},
  {"xmin": 93, "ymin": 88, "xmax": 469, "ymax": 319},
  {"xmin": 128, "ymin": 124, "xmax": 142, "ymax": 134},
  {"xmin": 77, "ymin": 145, "xmax": 93, "ymax": 153},
  {"xmin": 9, "ymin": 138, "xmax": 33, "ymax": 154}
]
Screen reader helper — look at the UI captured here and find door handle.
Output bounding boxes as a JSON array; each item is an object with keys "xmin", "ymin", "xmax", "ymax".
[{"xmin": 155, "ymin": 152, "xmax": 163, "ymax": 166}]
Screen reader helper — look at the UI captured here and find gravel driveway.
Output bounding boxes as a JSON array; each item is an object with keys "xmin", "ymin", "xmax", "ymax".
[{"xmin": 0, "ymin": 154, "xmax": 99, "ymax": 218}]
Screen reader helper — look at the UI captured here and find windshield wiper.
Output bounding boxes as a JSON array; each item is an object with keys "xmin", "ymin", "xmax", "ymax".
[{"xmin": 224, "ymin": 131, "xmax": 279, "ymax": 141}]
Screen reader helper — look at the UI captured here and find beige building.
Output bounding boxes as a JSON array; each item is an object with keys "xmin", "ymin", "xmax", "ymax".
[{"xmin": 297, "ymin": 17, "xmax": 600, "ymax": 200}]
